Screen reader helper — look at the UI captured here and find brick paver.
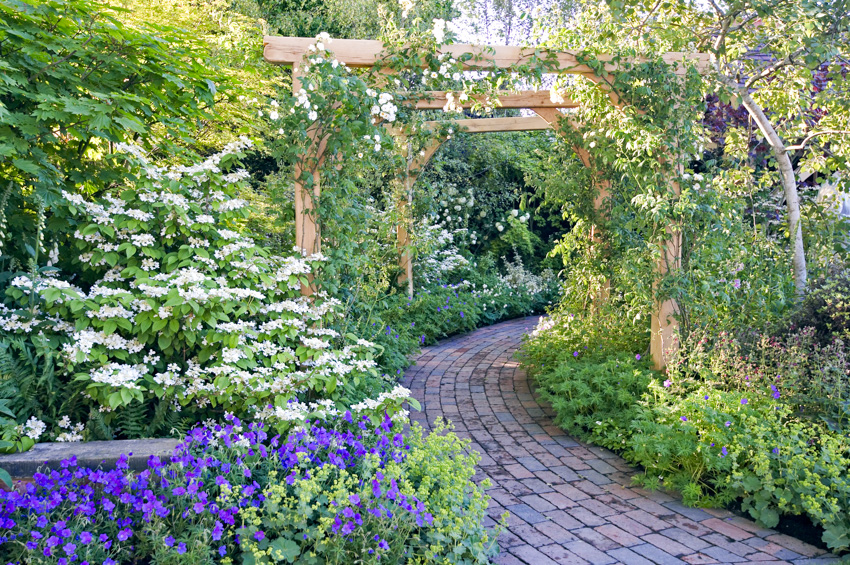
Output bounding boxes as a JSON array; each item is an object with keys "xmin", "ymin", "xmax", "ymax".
[{"xmin": 401, "ymin": 317, "xmax": 839, "ymax": 565}]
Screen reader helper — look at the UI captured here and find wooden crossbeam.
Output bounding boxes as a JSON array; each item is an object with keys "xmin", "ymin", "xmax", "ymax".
[
  {"xmin": 263, "ymin": 36, "xmax": 710, "ymax": 75},
  {"xmin": 412, "ymin": 91, "xmax": 578, "ymax": 109},
  {"xmin": 422, "ymin": 116, "xmax": 551, "ymax": 133}
]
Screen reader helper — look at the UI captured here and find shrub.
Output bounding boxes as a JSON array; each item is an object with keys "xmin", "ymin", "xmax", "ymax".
[
  {"xmin": 0, "ymin": 414, "xmax": 498, "ymax": 564},
  {"xmin": 520, "ymin": 307, "xmax": 647, "ymax": 374},
  {"xmin": 673, "ymin": 324, "xmax": 850, "ymax": 432},
  {"xmin": 525, "ymin": 312, "xmax": 850, "ymax": 552},
  {"xmin": 793, "ymin": 266, "xmax": 850, "ymax": 345},
  {"xmin": 0, "ymin": 0, "xmax": 219, "ymax": 267},
  {"xmin": 0, "ymin": 141, "xmax": 400, "ymax": 445},
  {"xmin": 532, "ymin": 353, "xmax": 654, "ymax": 451},
  {"xmin": 627, "ymin": 383, "xmax": 850, "ymax": 552}
]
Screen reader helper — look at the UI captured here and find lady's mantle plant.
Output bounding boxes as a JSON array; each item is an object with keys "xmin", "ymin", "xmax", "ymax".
[{"xmin": 0, "ymin": 140, "xmax": 415, "ymax": 445}]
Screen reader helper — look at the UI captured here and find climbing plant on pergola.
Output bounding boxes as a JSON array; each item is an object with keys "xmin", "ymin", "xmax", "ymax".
[{"xmin": 263, "ymin": 35, "xmax": 709, "ymax": 368}]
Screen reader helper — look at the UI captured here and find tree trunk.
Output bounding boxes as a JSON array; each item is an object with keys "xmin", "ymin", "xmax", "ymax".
[{"xmin": 737, "ymin": 88, "xmax": 808, "ymax": 295}]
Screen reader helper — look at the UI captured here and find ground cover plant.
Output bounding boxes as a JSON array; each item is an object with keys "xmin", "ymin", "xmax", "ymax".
[
  {"xmin": 0, "ymin": 413, "xmax": 498, "ymax": 564},
  {"xmin": 523, "ymin": 271, "xmax": 850, "ymax": 552}
]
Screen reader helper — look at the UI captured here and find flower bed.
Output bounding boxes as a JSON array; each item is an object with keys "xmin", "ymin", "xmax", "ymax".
[
  {"xmin": 523, "ymin": 308, "xmax": 850, "ymax": 553},
  {"xmin": 0, "ymin": 414, "xmax": 498, "ymax": 564}
]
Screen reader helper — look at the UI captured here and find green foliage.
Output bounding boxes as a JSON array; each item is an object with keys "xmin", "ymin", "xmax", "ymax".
[
  {"xmin": 793, "ymin": 267, "xmax": 850, "ymax": 345},
  {"xmin": 520, "ymin": 307, "xmax": 648, "ymax": 372},
  {"xmin": 113, "ymin": 0, "xmax": 285, "ymax": 151},
  {"xmin": 238, "ymin": 420, "xmax": 499, "ymax": 564},
  {"xmin": 0, "ymin": 334, "xmax": 78, "ymax": 448},
  {"xmin": 0, "ymin": 0, "xmax": 220, "ymax": 266},
  {"xmin": 418, "ymin": 130, "xmax": 568, "ymax": 270},
  {"xmin": 533, "ymin": 353, "xmax": 653, "ymax": 451},
  {"xmin": 249, "ymin": 0, "xmax": 455, "ymax": 39},
  {"xmin": 525, "ymin": 269, "xmax": 850, "ymax": 551}
]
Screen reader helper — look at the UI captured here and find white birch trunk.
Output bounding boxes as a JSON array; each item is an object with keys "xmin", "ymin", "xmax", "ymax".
[{"xmin": 738, "ymin": 88, "xmax": 808, "ymax": 295}]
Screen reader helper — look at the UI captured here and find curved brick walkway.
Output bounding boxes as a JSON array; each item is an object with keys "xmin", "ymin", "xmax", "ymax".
[{"xmin": 402, "ymin": 317, "xmax": 839, "ymax": 565}]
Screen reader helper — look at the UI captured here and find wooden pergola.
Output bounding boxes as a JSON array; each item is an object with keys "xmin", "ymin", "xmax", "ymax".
[{"xmin": 263, "ymin": 36, "xmax": 709, "ymax": 369}]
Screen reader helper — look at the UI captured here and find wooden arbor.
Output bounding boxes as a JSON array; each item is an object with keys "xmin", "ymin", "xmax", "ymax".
[{"xmin": 263, "ymin": 36, "xmax": 708, "ymax": 369}]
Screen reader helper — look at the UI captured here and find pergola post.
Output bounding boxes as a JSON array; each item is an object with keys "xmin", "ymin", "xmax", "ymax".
[
  {"xmin": 397, "ymin": 138, "xmax": 443, "ymax": 297},
  {"xmin": 649, "ymin": 165, "xmax": 683, "ymax": 370},
  {"xmin": 293, "ymin": 68, "xmax": 322, "ymax": 258},
  {"xmin": 293, "ymin": 67, "xmax": 326, "ymax": 296},
  {"xmin": 397, "ymin": 140, "xmax": 414, "ymax": 298}
]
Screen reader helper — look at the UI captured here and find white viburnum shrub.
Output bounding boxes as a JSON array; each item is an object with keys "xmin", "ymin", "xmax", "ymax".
[
  {"xmin": 413, "ymin": 222, "xmax": 470, "ymax": 283},
  {"xmin": 1, "ymin": 141, "xmax": 417, "ymax": 441},
  {"xmin": 500, "ymin": 254, "xmax": 552, "ymax": 296}
]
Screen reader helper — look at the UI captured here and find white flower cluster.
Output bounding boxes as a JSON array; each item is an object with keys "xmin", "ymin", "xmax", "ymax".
[
  {"xmin": 350, "ymin": 385, "xmax": 412, "ymax": 422},
  {"xmin": 64, "ymin": 330, "xmax": 145, "ymax": 361},
  {"xmin": 294, "ymin": 34, "xmax": 399, "ymax": 128},
  {"xmin": 682, "ymin": 172, "xmax": 706, "ymax": 191},
  {"xmin": 90, "ymin": 363, "xmax": 146, "ymax": 390},
  {"xmin": 1, "ymin": 143, "xmax": 390, "ymax": 437},
  {"xmin": 16, "ymin": 416, "xmax": 46, "ymax": 441},
  {"xmin": 399, "ymin": 0, "xmax": 414, "ymax": 18},
  {"xmin": 488, "ymin": 255, "xmax": 553, "ymax": 300},
  {"xmin": 55, "ymin": 416, "xmax": 85, "ymax": 442},
  {"xmin": 414, "ymin": 223, "xmax": 470, "ymax": 283},
  {"xmin": 294, "ymin": 88, "xmax": 318, "ymax": 122},
  {"xmin": 368, "ymin": 90, "xmax": 398, "ymax": 123},
  {"xmin": 530, "ymin": 315, "xmax": 557, "ymax": 338},
  {"xmin": 422, "ymin": 52, "xmax": 463, "ymax": 86},
  {"xmin": 495, "ymin": 210, "xmax": 530, "ymax": 234}
]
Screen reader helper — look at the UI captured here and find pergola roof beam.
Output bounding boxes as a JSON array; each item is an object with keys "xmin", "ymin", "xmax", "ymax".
[
  {"xmin": 263, "ymin": 36, "xmax": 710, "ymax": 75},
  {"xmin": 422, "ymin": 116, "xmax": 551, "ymax": 133},
  {"xmin": 412, "ymin": 91, "xmax": 578, "ymax": 109}
]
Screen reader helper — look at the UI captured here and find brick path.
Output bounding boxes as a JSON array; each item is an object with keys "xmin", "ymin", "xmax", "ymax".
[{"xmin": 401, "ymin": 317, "xmax": 840, "ymax": 565}]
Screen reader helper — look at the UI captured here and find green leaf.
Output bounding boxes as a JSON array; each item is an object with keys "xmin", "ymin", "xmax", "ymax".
[
  {"xmin": 158, "ymin": 334, "xmax": 173, "ymax": 350},
  {"xmin": 108, "ymin": 392, "xmax": 124, "ymax": 408},
  {"xmin": 823, "ymin": 524, "xmax": 850, "ymax": 551},
  {"xmin": 12, "ymin": 158, "xmax": 41, "ymax": 175},
  {"xmin": 269, "ymin": 537, "xmax": 300, "ymax": 563}
]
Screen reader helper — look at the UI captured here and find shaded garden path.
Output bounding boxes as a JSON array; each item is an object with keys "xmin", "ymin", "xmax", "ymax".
[{"xmin": 401, "ymin": 317, "xmax": 839, "ymax": 565}]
